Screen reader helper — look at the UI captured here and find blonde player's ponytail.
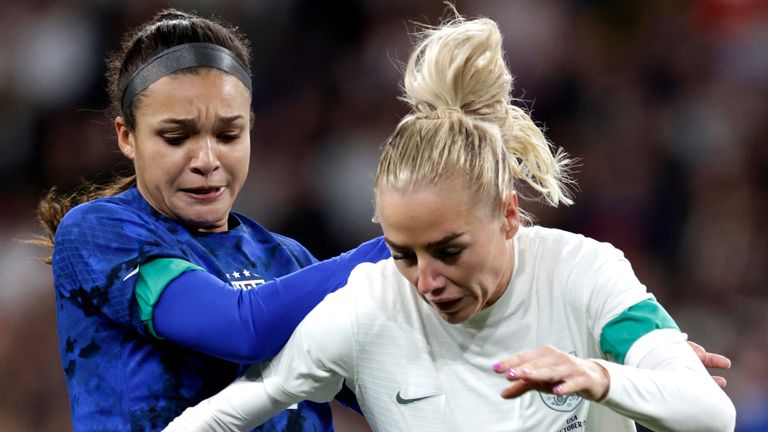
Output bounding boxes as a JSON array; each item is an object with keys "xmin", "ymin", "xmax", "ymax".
[{"xmin": 375, "ymin": 13, "xmax": 573, "ymax": 221}]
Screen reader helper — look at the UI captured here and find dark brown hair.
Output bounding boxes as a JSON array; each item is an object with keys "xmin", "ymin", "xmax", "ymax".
[{"xmin": 32, "ymin": 9, "xmax": 252, "ymax": 264}]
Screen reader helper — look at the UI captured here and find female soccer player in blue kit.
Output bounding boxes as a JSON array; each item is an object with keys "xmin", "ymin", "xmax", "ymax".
[
  {"xmin": 34, "ymin": 7, "xmax": 730, "ymax": 432},
  {"xmin": 34, "ymin": 9, "xmax": 388, "ymax": 431}
]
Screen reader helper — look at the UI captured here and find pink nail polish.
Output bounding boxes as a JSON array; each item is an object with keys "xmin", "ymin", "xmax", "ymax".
[
  {"xmin": 522, "ymin": 368, "xmax": 533, "ymax": 376},
  {"xmin": 507, "ymin": 369, "xmax": 517, "ymax": 378},
  {"xmin": 554, "ymin": 385, "xmax": 565, "ymax": 394},
  {"xmin": 493, "ymin": 362, "xmax": 503, "ymax": 371}
]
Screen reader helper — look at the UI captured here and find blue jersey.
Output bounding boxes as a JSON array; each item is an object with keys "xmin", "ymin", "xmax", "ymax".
[{"xmin": 52, "ymin": 187, "xmax": 332, "ymax": 431}]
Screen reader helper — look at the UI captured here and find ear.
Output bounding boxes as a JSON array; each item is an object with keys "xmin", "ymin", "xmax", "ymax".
[
  {"xmin": 116, "ymin": 117, "xmax": 135, "ymax": 160},
  {"xmin": 502, "ymin": 191, "xmax": 521, "ymax": 240}
]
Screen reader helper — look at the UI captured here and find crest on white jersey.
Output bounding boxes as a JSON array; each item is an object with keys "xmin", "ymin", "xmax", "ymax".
[{"xmin": 539, "ymin": 392, "xmax": 583, "ymax": 412}]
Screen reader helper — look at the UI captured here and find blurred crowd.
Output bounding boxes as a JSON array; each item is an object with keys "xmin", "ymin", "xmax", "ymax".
[{"xmin": 0, "ymin": 0, "xmax": 766, "ymax": 431}]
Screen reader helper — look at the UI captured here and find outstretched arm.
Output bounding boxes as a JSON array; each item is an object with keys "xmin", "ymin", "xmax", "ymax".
[
  {"xmin": 164, "ymin": 366, "xmax": 292, "ymax": 432},
  {"xmin": 151, "ymin": 236, "xmax": 389, "ymax": 363}
]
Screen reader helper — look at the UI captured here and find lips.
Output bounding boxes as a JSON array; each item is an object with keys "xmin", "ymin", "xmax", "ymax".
[
  {"xmin": 180, "ymin": 186, "xmax": 224, "ymax": 200},
  {"xmin": 431, "ymin": 297, "xmax": 463, "ymax": 312}
]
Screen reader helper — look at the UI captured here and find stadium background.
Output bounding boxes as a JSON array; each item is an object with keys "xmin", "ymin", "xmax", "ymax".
[{"xmin": 0, "ymin": 0, "xmax": 766, "ymax": 430}]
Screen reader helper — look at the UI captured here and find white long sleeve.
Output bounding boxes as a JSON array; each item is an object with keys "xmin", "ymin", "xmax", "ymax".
[
  {"xmin": 163, "ymin": 284, "xmax": 355, "ymax": 432},
  {"xmin": 595, "ymin": 329, "xmax": 736, "ymax": 432},
  {"xmin": 163, "ymin": 367, "xmax": 292, "ymax": 432}
]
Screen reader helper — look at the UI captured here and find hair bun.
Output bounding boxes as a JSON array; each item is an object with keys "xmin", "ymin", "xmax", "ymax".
[
  {"xmin": 403, "ymin": 17, "xmax": 511, "ymax": 123},
  {"xmin": 393, "ymin": 13, "xmax": 574, "ymax": 208}
]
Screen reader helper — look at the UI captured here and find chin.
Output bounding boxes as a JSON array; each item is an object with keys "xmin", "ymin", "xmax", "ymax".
[
  {"xmin": 439, "ymin": 310, "xmax": 473, "ymax": 325},
  {"xmin": 182, "ymin": 213, "xmax": 229, "ymax": 232}
]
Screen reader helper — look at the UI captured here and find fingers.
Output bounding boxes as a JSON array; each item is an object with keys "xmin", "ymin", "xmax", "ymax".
[
  {"xmin": 688, "ymin": 340, "xmax": 705, "ymax": 354},
  {"xmin": 492, "ymin": 348, "xmax": 544, "ymax": 373},
  {"xmin": 505, "ymin": 362, "xmax": 571, "ymax": 387},
  {"xmin": 493, "ymin": 345, "xmax": 565, "ymax": 376},
  {"xmin": 494, "ymin": 346, "xmax": 565, "ymax": 399},
  {"xmin": 493, "ymin": 346, "xmax": 610, "ymax": 401},
  {"xmin": 702, "ymin": 353, "xmax": 732, "ymax": 370},
  {"xmin": 499, "ymin": 369, "xmax": 561, "ymax": 399},
  {"xmin": 712, "ymin": 376, "xmax": 728, "ymax": 389},
  {"xmin": 500, "ymin": 380, "xmax": 538, "ymax": 399},
  {"xmin": 688, "ymin": 341, "xmax": 732, "ymax": 370},
  {"xmin": 688, "ymin": 341, "xmax": 731, "ymax": 388}
]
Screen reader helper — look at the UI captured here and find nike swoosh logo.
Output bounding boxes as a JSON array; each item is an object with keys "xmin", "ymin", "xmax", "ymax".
[{"xmin": 395, "ymin": 391, "xmax": 439, "ymax": 405}]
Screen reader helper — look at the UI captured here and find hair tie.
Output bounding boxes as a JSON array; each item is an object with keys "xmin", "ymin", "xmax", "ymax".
[
  {"xmin": 419, "ymin": 106, "xmax": 463, "ymax": 120},
  {"xmin": 121, "ymin": 42, "xmax": 252, "ymax": 114}
]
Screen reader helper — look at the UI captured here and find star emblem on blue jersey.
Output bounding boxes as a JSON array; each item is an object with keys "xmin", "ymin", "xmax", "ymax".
[{"xmin": 225, "ymin": 268, "xmax": 265, "ymax": 289}]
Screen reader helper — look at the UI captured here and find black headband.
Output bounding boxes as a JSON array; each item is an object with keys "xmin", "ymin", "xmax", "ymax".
[{"xmin": 121, "ymin": 42, "xmax": 252, "ymax": 114}]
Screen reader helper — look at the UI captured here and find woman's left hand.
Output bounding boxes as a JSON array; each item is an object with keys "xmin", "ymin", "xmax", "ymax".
[
  {"xmin": 492, "ymin": 345, "xmax": 610, "ymax": 401},
  {"xmin": 688, "ymin": 341, "xmax": 731, "ymax": 388}
]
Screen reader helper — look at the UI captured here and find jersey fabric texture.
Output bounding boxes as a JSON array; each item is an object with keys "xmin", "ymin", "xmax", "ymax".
[
  {"xmin": 52, "ymin": 186, "xmax": 326, "ymax": 432},
  {"xmin": 260, "ymin": 226, "xmax": 706, "ymax": 431}
]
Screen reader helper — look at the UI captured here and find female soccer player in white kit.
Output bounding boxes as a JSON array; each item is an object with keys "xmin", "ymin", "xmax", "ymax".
[{"xmin": 166, "ymin": 13, "xmax": 736, "ymax": 432}]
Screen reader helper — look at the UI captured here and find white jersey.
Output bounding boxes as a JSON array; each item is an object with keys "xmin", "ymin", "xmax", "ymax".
[{"xmin": 166, "ymin": 226, "xmax": 735, "ymax": 432}]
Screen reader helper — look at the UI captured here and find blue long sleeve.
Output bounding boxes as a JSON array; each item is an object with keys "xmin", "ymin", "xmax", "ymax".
[{"xmin": 153, "ymin": 236, "xmax": 390, "ymax": 363}]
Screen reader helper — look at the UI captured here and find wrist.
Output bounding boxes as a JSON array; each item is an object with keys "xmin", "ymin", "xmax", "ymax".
[{"xmin": 588, "ymin": 359, "xmax": 611, "ymax": 401}]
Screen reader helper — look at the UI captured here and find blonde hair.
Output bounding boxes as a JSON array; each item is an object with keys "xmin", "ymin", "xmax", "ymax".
[{"xmin": 374, "ymin": 14, "xmax": 573, "ymax": 223}]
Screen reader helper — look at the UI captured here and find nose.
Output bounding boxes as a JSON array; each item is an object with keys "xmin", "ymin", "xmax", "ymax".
[
  {"xmin": 415, "ymin": 258, "xmax": 445, "ymax": 295},
  {"xmin": 190, "ymin": 137, "xmax": 220, "ymax": 176}
]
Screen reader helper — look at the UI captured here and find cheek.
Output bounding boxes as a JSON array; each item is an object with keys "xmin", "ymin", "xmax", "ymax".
[
  {"xmin": 224, "ymin": 145, "xmax": 250, "ymax": 175},
  {"xmin": 145, "ymin": 152, "xmax": 184, "ymax": 180},
  {"xmin": 466, "ymin": 248, "xmax": 495, "ymax": 279},
  {"xmin": 456, "ymin": 247, "xmax": 502, "ymax": 292},
  {"xmin": 133, "ymin": 138, "xmax": 177, "ymax": 171}
]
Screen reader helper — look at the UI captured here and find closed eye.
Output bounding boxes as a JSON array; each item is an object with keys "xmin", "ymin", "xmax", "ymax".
[
  {"xmin": 218, "ymin": 133, "xmax": 241, "ymax": 143},
  {"xmin": 392, "ymin": 251, "xmax": 417, "ymax": 267},
  {"xmin": 436, "ymin": 247, "xmax": 463, "ymax": 264},
  {"xmin": 162, "ymin": 135, "xmax": 188, "ymax": 145}
]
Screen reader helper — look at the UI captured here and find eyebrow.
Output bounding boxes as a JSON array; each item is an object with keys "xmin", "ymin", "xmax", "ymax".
[
  {"xmin": 159, "ymin": 114, "xmax": 245, "ymax": 127},
  {"xmin": 384, "ymin": 232, "xmax": 464, "ymax": 251}
]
